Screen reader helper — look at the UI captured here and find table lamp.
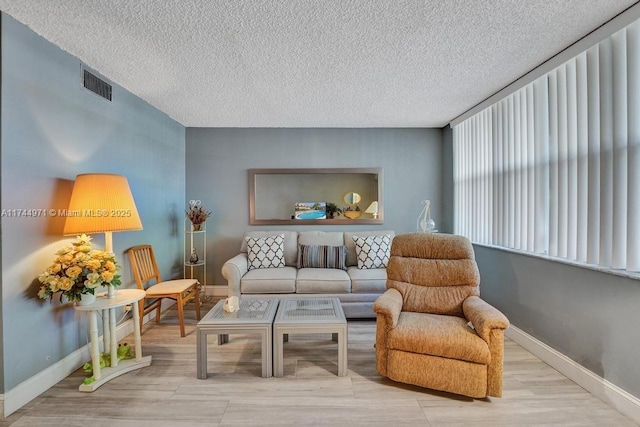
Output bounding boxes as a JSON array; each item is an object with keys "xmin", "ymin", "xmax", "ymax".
[
  {"xmin": 63, "ymin": 173, "xmax": 143, "ymax": 297},
  {"xmin": 365, "ymin": 201, "xmax": 379, "ymax": 219}
]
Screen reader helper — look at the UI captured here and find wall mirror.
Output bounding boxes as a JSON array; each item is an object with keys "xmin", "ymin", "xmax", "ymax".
[
  {"xmin": 343, "ymin": 192, "xmax": 361, "ymax": 205},
  {"xmin": 249, "ymin": 168, "xmax": 383, "ymax": 225}
]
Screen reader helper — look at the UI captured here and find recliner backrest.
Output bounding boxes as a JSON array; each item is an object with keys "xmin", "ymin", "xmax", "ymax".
[{"xmin": 386, "ymin": 233, "xmax": 480, "ymax": 317}]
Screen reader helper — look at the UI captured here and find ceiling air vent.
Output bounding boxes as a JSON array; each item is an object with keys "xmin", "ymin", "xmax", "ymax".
[{"xmin": 83, "ymin": 68, "xmax": 112, "ymax": 101}]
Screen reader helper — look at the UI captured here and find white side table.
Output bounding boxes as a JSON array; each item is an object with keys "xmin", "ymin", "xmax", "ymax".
[{"xmin": 74, "ymin": 289, "xmax": 152, "ymax": 392}]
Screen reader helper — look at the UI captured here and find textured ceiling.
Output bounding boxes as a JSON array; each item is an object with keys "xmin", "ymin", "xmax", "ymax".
[{"xmin": 1, "ymin": 1, "xmax": 637, "ymax": 127}]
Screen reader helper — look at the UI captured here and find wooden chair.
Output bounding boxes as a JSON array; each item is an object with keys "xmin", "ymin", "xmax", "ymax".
[{"xmin": 127, "ymin": 245, "xmax": 201, "ymax": 337}]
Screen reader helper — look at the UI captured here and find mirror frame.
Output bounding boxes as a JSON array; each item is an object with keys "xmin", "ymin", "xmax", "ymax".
[{"xmin": 249, "ymin": 167, "xmax": 384, "ymax": 225}]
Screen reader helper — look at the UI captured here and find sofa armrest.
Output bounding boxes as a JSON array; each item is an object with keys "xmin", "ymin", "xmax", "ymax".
[
  {"xmin": 463, "ymin": 296, "xmax": 509, "ymax": 342},
  {"xmin": 373, "ymin": 288, "xmax": 403, "ymax": 329},
  {"xmin": 221, "ymin": 253, "xmax": 248, "ymax": 297}
]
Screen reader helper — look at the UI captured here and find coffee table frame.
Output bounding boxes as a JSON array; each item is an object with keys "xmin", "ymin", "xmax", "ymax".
[
  {"xmin": 273, "ymin": 297, "xmax": 347, "ymax": 377},
  {"xmin": 197, "ymin": 297, "xmax": 279, "ymax": 379}
]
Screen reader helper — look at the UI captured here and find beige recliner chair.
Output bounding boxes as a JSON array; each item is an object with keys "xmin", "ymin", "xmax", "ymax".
[{"xmin": 373, "ymin": 233, "xmax": 509, "ymax": 398}]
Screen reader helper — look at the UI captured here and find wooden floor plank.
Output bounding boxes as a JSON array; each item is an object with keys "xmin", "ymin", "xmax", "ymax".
[{"xmin": 2, "ymin": 299, "xmax": 636, "ymax": 426}]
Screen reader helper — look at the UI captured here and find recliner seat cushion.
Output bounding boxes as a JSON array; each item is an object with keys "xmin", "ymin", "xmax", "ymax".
[{"xmin": 388, "ymin": 312, "xmax": 491, "ymax": 365}]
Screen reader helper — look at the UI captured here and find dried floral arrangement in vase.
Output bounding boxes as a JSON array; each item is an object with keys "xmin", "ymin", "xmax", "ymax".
[{"xmin": 186, "ymin": 199, "xmax": 212, "ymax": 231}]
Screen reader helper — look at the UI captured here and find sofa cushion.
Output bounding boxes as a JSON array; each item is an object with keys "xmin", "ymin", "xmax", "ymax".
[
  {"xmin": 296, "ymin": 268, "xmax": 351, "ymax": 293},
  {"xmin": 344, "ymin": 230, "xmax": 395, "ymax": 267},
  {"xmin": 353, "ymin": 234, "xmax": 392, "ymax": 269},
  {"xmin": 298, "ymin": 231, "xmax": 344, "ymax": 246},
  {"xmin": 241, "ymin": 266, "xmax": 297, "ymax": 293},
  {"xmin": 246, "ymin": 234, "xmax": 285, "ymax": 270},
  {"xmin": 297, "ymin": 244, "xmax": 347, "ymax": 270},
  {"xmin": 347, "ymin": 266, "xmax": 387, "ymax": 293},
  {"xmin": 242, "ymin": 231, "xmax": 298, "ymax": 267}
]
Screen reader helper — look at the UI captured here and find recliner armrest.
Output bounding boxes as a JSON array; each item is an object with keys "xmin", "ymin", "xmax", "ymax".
[
  {"xmin": 373, "ymin": 288, "xmax": 403, "ymax": 329},
  {"xmin": 221, "ymin": 253, "xmax": 248, "ymax": 297},
  {"xmin": 463, "ymin": 296, "xmax": 509, "ymax": 342}
]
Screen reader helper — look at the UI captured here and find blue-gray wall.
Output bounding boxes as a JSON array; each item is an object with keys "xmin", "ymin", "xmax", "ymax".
[
  {"xmin": 0, "ymin": 14, "xmax": 185, "ymax": 392},
  {"xmin": 185, "ymin": 128, "xmax": 444, "ymax": 287},
  {"xmin": 475, "ymin": 246, "xmax": 640, "ymax": 399}
]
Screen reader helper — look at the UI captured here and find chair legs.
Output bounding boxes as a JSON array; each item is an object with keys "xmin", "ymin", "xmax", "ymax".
[
  {"xmin": 155, "ymin": 301, "xmax": 162, "ymax": 323},
  {"xmin": 177, "ymin": 294, "xmax": 186, "ymax": 337},
  {"xmin": 194, "ymin": 285, "xmax": 201, "ymax": 321},
  {"xmin": 139, "ymin": 286, "xmax": 201, "ymax": 337},
  {"xmin": 176, "ymin": 284, "xmax": 201, "ymax": 337}
]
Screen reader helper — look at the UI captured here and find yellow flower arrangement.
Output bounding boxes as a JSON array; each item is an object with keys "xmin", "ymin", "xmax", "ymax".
[{"xmin": 38, "ymin": 234, "xmax": 122, "ymax": 302}]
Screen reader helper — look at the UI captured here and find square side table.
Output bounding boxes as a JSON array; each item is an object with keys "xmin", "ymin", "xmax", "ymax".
[
  {"xmin": 273, "ymin": 297, "xmax": 347, "ymax": 377},
  {"xmin": 196, "ymin": 297, "xmax": 278, "ymax": 379}
]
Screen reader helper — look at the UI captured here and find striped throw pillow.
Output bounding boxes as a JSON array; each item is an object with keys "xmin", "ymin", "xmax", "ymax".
[{"xmin": 297, "ymin": 244, "xmax": 347, "ymax": 270}]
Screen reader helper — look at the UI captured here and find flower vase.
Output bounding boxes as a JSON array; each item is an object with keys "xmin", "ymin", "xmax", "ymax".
[
  {"xmin": 189, "ymin": 248, "xmax": 199, "ymax": 264},
  {"xmin": 107, "ymin": 285, "xmax": 116, "ymax": 299},
  {"xmin": 78, "ymin": 292, "xmax": 96, "ymax": 306}
]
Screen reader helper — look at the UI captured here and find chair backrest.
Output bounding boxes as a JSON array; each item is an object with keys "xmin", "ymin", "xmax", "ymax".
[
  {"xmin": 386, "ymin": 233, "xmax": 480, "ymax": 317},
  {"xmin": 127, "ymin": 245, "xmax": 162, "ymax": 290}
]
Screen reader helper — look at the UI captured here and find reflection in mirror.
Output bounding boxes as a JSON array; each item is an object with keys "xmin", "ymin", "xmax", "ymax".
[
  {"xmin": 343, "ymin": 192, "xmax": 361, "ymax": 205},
  {"xmin": 249, "ymin": 168, "xmax": 383, "ymax": 225}
]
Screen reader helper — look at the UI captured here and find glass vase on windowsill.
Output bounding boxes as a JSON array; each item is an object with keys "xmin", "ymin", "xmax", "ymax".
[{"xmin": 417, "ymin": 200, "xmax": 437, "ymax": 233}]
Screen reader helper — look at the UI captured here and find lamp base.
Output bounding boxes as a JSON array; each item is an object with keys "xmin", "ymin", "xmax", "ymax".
[{"xmin": 107, "ymin": 285, "xmax": 116, "ymax": 299}]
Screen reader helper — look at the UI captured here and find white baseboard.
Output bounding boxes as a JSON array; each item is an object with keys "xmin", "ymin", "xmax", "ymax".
[
  {"xmin": 205, "ymin": 284, "xmax": 227, "ymax": 297},
  {"xmin": 1, "ymin": 299, "xmax": 176, "ymax": 418},
  {"xmin": 506, "ymin": 326, "xmax": 640, "ymax": 425}
]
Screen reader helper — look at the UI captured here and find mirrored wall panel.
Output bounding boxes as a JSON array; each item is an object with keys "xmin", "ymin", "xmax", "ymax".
[{"xmin": 249, "ymin": 168, "xmax": 383, "ymax": 225}]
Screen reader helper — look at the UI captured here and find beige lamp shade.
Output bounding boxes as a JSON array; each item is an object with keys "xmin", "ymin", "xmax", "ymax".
[
  {"xmin": 63, "ymin": 173, "xmax": 143, "ymax": 235},
  {"xmin": 365, "ymin": 201, "xmax": 379, "ymax": 218}
]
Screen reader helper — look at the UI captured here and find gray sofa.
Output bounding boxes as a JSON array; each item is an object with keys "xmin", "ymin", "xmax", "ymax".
[{"xmin": 221, "ymin": 230, "xmax": 395, "ymax": 318}]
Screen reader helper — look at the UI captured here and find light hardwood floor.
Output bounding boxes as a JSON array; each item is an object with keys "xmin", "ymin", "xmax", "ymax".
[{"xmin": 3, "ymin": 299, "xmax": 637, "ymax": 426}]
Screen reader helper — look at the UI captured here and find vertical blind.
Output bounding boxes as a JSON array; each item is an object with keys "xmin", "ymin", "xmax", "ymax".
[{"xmin": 453, "ymin": 18, "xmax": 640, "ymax": 273}]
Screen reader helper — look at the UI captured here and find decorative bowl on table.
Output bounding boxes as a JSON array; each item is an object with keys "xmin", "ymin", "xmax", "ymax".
[{"xmin": 343, "ymin": 211, "xmax": 362, "ymax": 219}]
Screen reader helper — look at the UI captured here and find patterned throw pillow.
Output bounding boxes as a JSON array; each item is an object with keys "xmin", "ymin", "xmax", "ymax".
[
  {"xmin": 297, "ymin": 244, "xmax": 347, "ymax": 270},
  {"xmin": 246, "ymin": 234, "xmax": 285, "ymax": 270},
  {"xmin": 352, "ymin": 235, "xmax": 391, "ymax": 269}
]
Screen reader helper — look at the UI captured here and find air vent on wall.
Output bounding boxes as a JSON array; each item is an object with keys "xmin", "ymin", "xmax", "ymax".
[{"xmin": 83, "ymin": 68, "xmax": 112, "ymax": 101}]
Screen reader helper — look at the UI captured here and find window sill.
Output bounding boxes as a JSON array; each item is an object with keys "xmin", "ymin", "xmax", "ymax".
[{"xmin": 472, "ymin": 243, "xmax": 640, "ymax": 282}]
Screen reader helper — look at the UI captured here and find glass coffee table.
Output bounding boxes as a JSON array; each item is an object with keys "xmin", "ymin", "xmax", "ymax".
[
  {"xmin": 273, "ymin": 297, "xmax": 347, "ymax": 377},
  {"xmin": 197, "ymin": 297, "xmax": 279, "ymax": 379}
]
